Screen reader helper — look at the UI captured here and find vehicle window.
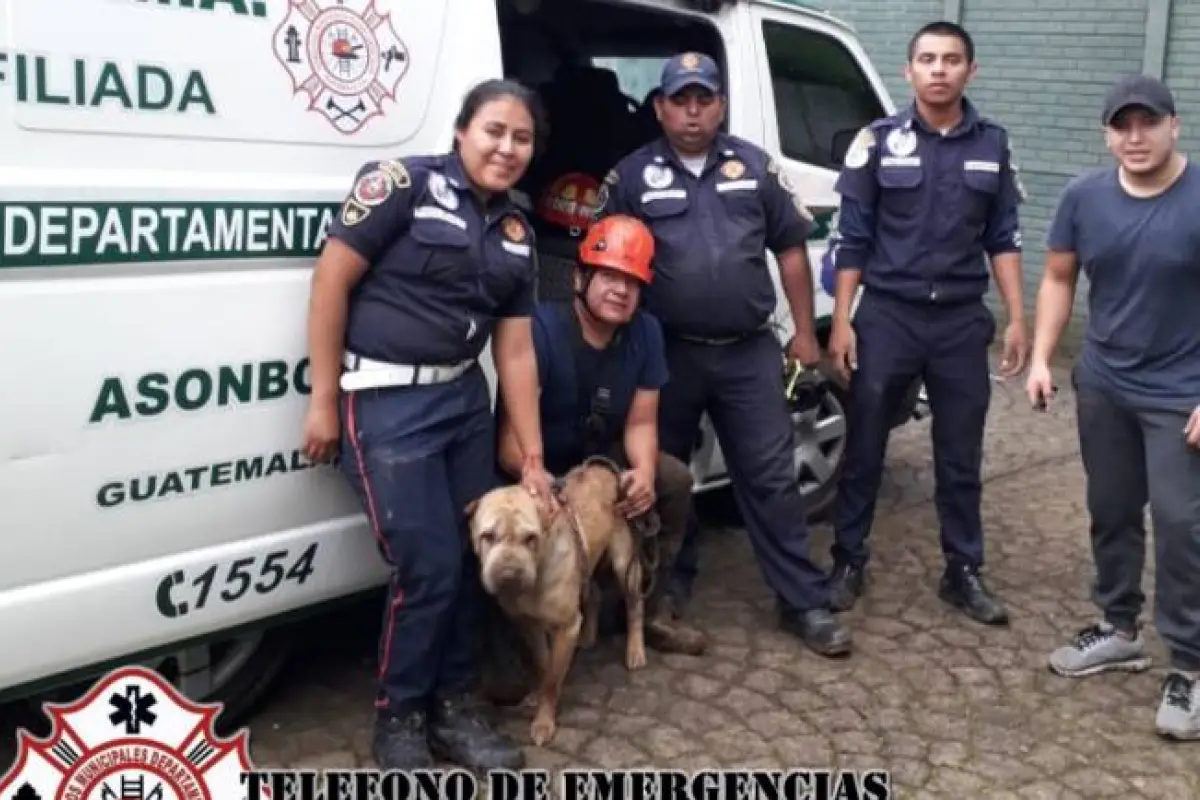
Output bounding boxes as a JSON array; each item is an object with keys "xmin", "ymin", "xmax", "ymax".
[
  {"xmin": 591, "ymin": 56, "xmax": 667, "ymax": 103},
  {"xmin": 761, "ymin": 20, "xmax": 885, "ymax": 171}
]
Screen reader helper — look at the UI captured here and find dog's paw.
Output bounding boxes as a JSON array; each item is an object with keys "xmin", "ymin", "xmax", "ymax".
[
  {"xmin": 625, "ymin": 644, "xmax": 648, "ymax": 671},
  {"xmin": 530, "ymin": 714, "xmax": 557, "ymax": 746}
]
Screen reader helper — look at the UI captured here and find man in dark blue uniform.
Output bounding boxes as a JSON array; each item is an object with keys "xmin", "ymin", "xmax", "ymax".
[
  {"xmin": 596, "ymin": 52, "xmax": 851, "ymax": 657},
  {"xmin": 825, "ymin": 21, "xmax": 1028, "ymax": 624}
]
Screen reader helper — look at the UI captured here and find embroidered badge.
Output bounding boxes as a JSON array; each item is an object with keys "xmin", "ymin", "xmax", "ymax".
[
  {"xmin": 721, "ymin": 160, "xmax": 746, "ymax": 179},
  {"xmin": 885, "ymin": 127, "xmax": 917, "ymax": 157},
  {"xmin": 502, "ymin": 215, "xmax": 526, "ymax": 242},
  {"xmin": 642, "ymin": 164, "xmax": 674, "ymax": 189},
  {"xmin": 428, "ymin": 173, "xmax": 459, "ymax": 210},
  {"xmin": 353, "ymin": 169, "xmax": 393, "ymax": 207}
]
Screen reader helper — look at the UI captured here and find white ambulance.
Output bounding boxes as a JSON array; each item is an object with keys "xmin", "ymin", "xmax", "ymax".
[{"xmin": 0, "ymin": 0, "xmax": 916, "ymax": 721}]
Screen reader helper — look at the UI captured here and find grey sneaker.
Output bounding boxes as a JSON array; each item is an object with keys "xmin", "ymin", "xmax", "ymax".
[
  {"xmin": 1155, "ymin": 671, "xmax": 1200, "ymax": 741},
  {"xmin": 1048, "ymin": 622, "xmax": 1152, "ymax": 677}
]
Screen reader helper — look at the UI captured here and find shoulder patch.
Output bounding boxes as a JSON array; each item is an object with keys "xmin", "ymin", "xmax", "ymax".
[
  {"xmin": 340, "ymin": 198, "xmax": 370, "ymax": 227},
  {"xmin": 772, "ymin": 165, "xmax": 813, "ymax": 223},
  {"xmin": 843, "ymin": 127, "xmax": 875, "ymax": 170},
  {"xmin": 1005, "ymin": 137, "xmax": 1028, "ymax": 202},
  {"xmin": 352, "ymin": 169, "xmax": 394, "ymax": 208},
  {"xmin": 377, "ymin": 159, "xmax": 412, "ymax": 190}
]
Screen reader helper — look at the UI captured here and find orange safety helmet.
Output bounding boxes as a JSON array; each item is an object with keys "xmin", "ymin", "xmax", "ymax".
[{"xmin": 577, "ymin": 214, "xmax": 655, "ymax": 285}]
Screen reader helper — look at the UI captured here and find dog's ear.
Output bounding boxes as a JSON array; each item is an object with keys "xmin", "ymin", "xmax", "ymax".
[{"xmin": 463, "ymin": 498, "xmax": 480, "ymax": 520}]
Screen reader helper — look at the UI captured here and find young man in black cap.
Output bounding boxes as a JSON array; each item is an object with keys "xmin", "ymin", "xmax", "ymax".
[{"xmin": 1028, "ymin": 73, "xmax": 1200, "ymax": 741}]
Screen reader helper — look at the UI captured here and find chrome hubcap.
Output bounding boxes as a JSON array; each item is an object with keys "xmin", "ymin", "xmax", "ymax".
[{"xmin": 791, "ymin": 390, "xmax": 848, "ymax": 496}]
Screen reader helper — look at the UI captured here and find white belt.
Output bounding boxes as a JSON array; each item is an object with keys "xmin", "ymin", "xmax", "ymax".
[{"xmin": 340, "ymin": 352, "xmax": 475, "ymax": 392}]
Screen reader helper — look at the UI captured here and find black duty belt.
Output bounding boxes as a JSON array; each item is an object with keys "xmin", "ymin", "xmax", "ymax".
[{"xmin": 666, "ymin": 324, "xmax": 770, "ymax": 346}]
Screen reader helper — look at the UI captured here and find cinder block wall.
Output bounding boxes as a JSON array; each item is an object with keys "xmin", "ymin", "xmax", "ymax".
[{"xmin": 816, "ymin": 0, "xmax": 1196, "ymax": 359}]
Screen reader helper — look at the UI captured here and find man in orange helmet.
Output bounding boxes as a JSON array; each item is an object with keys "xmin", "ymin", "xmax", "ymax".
[{"xmin": 497, "ymin": 214, "xmax": 709, "ymax": 656}]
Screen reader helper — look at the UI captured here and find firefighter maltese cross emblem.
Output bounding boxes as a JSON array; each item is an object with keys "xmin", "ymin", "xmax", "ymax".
[
  {"xmin": 273, "ymin": 0, "xmax": 410, "ymax": 134},
  {"xmin": 0, "ymin": 665, "xmax": 258, "ymax": 800}
]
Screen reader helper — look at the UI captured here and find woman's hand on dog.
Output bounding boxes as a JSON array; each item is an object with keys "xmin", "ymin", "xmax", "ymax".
[
  {"xmin": 520, "ymin": 464, "xmax": 558, "ymax": 511},
  {"xmin": 618, "ymin": 467, "xmax": 656, "ymax": 518}
]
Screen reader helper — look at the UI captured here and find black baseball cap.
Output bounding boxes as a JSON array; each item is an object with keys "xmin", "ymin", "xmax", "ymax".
[
  {"xmin": 660, "ymin": 51, "xmax": 721, "ymax": 97},
  {"xmin": 1102, "ymin": 74, "xmax": 1176, "ymax": 125}
]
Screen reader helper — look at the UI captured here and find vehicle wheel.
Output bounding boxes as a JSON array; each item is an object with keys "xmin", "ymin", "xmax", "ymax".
[
  {"xmin": 20, "ymin": 626, "xmax": 296, "ymax": 736},
  {"xmin": 696, "ymin": 378, "xmax": 849, "ymax": 526},
  {"xmin": 790, "ymin": 378, "xmax": 849, "ymax": 520}
]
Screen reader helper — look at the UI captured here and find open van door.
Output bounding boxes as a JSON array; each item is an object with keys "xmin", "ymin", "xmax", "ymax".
[{"xmin": 745, "ymin": 1, "xmax": 894, "ymax": 332}]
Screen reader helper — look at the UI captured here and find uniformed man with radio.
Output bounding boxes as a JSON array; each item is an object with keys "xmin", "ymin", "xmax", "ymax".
[
  {"xmin": 825, "ymin": 21, "xmax": 1028, "ymax": 625},
  {"xmin": 596, "ymin": 51, "xmax": 851, "ymax": 657}
]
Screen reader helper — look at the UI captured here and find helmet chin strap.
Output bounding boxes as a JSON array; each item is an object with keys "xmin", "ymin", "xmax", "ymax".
[{"xmin": 574, "ymin": 267, "xmax": 627, "ymax": 342}]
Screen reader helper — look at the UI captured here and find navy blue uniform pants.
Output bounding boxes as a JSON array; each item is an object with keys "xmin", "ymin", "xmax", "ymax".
[
  {"xmin": 832, "ymin": 291, "xmax": 995, "ymax": 571},
  {"xmin": 338, "ymin": 366, "xmax": 494, "ymax": 715},
  {"xmin": 659, "ymin": 330, "xmax": 829, "ymax": 612}
]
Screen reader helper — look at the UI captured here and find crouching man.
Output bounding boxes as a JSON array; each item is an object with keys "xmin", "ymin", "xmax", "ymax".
[{"xmin": 498, "ymin": 214, "xmax": 708, "ymax": 655}]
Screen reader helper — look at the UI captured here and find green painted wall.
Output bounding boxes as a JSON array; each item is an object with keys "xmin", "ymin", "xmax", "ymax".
[{"xmin": 814, "ymin": 0, "xmax": 1200, "ymax": 355}]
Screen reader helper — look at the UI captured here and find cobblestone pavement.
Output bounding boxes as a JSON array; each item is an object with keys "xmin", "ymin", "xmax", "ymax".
[{"xmin": 5, "ymin": 364, "xmax": 1198, "ymax": 797}]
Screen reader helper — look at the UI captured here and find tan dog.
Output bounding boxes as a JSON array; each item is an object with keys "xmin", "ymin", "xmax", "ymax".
[{"xmin": 466, "ymin": 460, "xmax": 647, "ymax": 746}]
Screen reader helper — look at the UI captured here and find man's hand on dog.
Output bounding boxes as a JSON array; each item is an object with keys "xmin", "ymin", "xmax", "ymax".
[{"xmin": 617, "ymin": 467, "xmax": 656, "ymax": 519}]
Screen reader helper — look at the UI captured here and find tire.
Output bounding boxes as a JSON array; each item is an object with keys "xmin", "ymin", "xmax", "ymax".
[
  {"xmin": 18, "ymin": 625, "xmax": 296, "ymax": 736},
  {"xmin": 696, "ymin": 375, "xmax": 850, "ymax": 526}
]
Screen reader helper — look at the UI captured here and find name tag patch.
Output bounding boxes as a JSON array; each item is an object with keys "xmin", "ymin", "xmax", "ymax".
[
  {"xmin": 880, "ymin": 156, "xmax": 920, "ymax": 168},
  {"xmin": 414, "ymin": 206, "xmax": 468, "ymax": 229},
  {"xmin": 641, "ymin": 189, "xmax": 687, "ymax": 203},
  {"xmin": 964, "ymin": 160, "xmax": 1000, "ymax": 173},
  {"xmin": 716, "ymin": 179, "xmax": 758, "ymax": 193}
]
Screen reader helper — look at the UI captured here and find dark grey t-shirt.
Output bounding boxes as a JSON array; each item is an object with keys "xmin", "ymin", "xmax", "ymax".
[{"xmin": 1046, "ymin": 162, "xmax": 1200, "ymax": 410}]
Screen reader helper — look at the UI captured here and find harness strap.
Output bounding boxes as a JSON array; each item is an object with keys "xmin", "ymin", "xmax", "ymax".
[{"xmin": 564, "ymin": 305, "xmax": 626, "ymax": 460}]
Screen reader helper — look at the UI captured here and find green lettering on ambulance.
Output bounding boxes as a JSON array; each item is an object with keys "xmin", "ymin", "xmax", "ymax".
[
  {"xmin": 218, "ymin": 364, "xmax": 254, "ymax": 406},
  {"xmin": 135, "ymin": 372, "xmax": 171, "ymax": 417},
  {"xmin": 178, "ymin": 71, "xmax": 215, "ymax": 114},
  {"xmin": 199, "ymin": 0, "xmax": 249, "ymax": 14},
  {"xmin": 91, "ymin": 62, "xmax": 134, "ymax": 109},
  {"xmin": 259, "ymin": 362, "xmax": 289, "ymax": 402},
  {"xmin": 175, "ymin": 368, "xmax": 213, "ymax": 411},
  {"xmin": 34, "ymin": 57, "xmax": 69, "ymax": 105},
  {"xmin": 138, "ymin": 66, "xmax": 174, "ymax": 111},
  {"xmin": 235, "ymin": 457, "xmax": 264, "ymax": 482},
  {"xmin": 90, "ymin": 378, "xmax": 133, "ymax": 423},
  {"xmin": 97, "ymin": 482, "xmax": 125, "ymax": 508},
  {"xmin": 158, "ymin": 470, "xmax": 185, "ymax": 498},
  {"xmin": 265, "ymin": 453, "xmax": 289, "ymax": 476}
]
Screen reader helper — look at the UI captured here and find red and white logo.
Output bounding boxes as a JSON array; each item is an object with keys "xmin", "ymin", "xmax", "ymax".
[
  {"xmin": 0, "ymin": 665, "xmax": 258, "ymax": 800},
  {"xmin": 273, "ymin": 0, "xmax": 411, "ymax": 135}
]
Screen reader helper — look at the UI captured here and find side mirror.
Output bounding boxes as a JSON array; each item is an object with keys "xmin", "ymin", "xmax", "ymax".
[{"xmin": 830, "ymin": 128, "xmax": 858, "ymax": 167}]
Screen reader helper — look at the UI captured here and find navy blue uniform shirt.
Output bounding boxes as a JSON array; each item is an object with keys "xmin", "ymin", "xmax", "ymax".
[
  {"xmin": 327, "ymin": 152, "xmax": 538, "ymax": 365},
  {"xmin": 832, "ymin": 98, "xmax": 1024, "ymax": 304},
  {"xmin": 532, "ymin": 301, "xmax": 669, "ymax": 475},
  {"xmin": 595, "ymin": 133, "xmax": 815, "ymax": 338}
]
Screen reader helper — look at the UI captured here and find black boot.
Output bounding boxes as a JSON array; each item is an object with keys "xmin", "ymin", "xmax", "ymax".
[
  {"xmin": 938, "ymin": 563, "xmax": 1009, "ymax": 626},
  {"xmin": 372, "ymin": 709, "xmax": 434, "ymax": 770},
  {"xmin": 829, "ymin": 562, "xmax": 866, "ymax": 612},
  {"xmin": 779, "ymin": 607, "xmax": 853, "ymax": 657},
  {"xmin": 428, "ymin": 693, "xmax": 524, "ymax": 771}
]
